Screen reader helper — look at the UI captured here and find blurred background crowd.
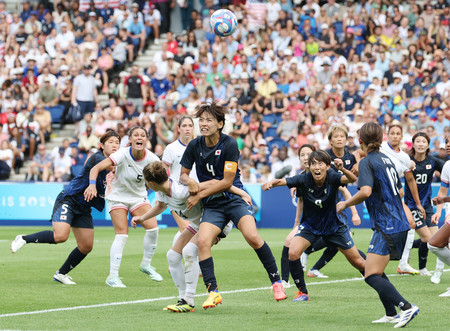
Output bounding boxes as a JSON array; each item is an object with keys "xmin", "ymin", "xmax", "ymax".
[{"xmin": 0, "ymin": 0, "xmax": 449, "ymax": 183}]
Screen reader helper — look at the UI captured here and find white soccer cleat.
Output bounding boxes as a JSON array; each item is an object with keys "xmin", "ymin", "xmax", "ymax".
[
  {"xmin": 438, "ymin": 288, "xmax": 450, "ymax": 297},
  {"xmin": 53, "ymin": 272, "xmax": 76, "ymax": 285},
  {"xmin": 431, "ymin": 269, "xmax": 443, "ymax": 284},
  {"xmin": 106, "ymin": 275, "xmax": 126, "ymax": 288},
  {"xmin": 307, "ymin": 269, "xmax": 329, "ymax": 278},
  {"xmin": 371, "ymin": 314, "xmax": 400, "ymax": 324},
  {"xmin": 281, "ymin": 280, "xmax": 291, "ymax": 289},
  {"xmin": 397, "ymin": 264, "xmax": 419, "ymax": 275},
  {"xmin": 11, "ymin": 235, "xmax": 26, "ymax": 253},
  {"xmin": 419, "ymin": 268, "xmax": 432, "ymax": 276},
  {"xmin": 140, "ymin": 264, "xmax": 163, "ymax": 282},
  {"xmin": 394, "ymin": 305, "xmax": 419, "ymax": 328},
  {"xmin": 300, "ymin": 253, "xmax": 308, "ymax": 271}
]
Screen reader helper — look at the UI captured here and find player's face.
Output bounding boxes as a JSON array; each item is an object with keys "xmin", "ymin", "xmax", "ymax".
[
  {"xmin": 299, "ymin": 147, "xmax": 313, "ymax": 170},
  {"xmin": 199, "ymin": 112, "xmax": 223, "ymax": 137},
  {"xmin": 102, "ymin": 137, "xmax": 120, "ymax": 156},
  {"xmin": 387, "ymin": 127, "xmax": 403, "ymax": 148},
  {"xmin": 179, "ymin": 119, "xmax": 194, "ymax": 140},
  {"xmin": 446, "ymin": 138, "xmax": 450, "ymax": 155},
  {"xmin": 130, "ymin": 128, "xmax": 148, "ymax": 151},
  {"xmin": 412, "ymin": 136, "xmax": 429, "ymax": 155},
  {"xmin": 330, "ymin": 130, "xmax": 347, "ymax": 149},
  {"xmin": 309, "ymin": 159, "xmax": 329, "ymax": 183}
]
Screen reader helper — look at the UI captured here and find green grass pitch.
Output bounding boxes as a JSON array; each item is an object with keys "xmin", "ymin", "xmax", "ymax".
[{"xmin": 0, "ymin": 226, "xmax": 448, "ymax": 330}]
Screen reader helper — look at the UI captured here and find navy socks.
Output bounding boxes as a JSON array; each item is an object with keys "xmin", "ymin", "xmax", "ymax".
[
  {"xmin": 281, "ymin": 245, "xmax": 290, "ymax": 282},
  {"xmin": 199, "ymin": 257, "xmax": 218, "ymax": 292},
  {"xmin": 255, "ymin": 242, "xmax": 280, "ymax": 283},
  {"xmin": 59, "ymin": 247, "xmax": 87, "ymax": 275},
  {"xmin": 23, "ymin": 231, "xmax": 55, "ymax": 244}
]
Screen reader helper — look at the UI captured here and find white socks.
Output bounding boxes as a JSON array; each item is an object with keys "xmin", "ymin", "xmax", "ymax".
[
  {"xmin": 110, "ymin": 234, "xmax": 128, "ymax": 277},
  {"xmin": 399, "ymin": 229, "xmax": 415, "ymax": 266},
  {"xmin": 428, "ymin": 244, "xmax": 450, "ymax": 265},
  {"xmin": 142, "ymin": 228, "xmax": 159, "ymax": 266},
  {"xmin": 172, "ymin": 231, "xmax": 182, "ymax": 248},
  {"xmin": 182, "ymin": 243, "xmax": 199, "ymax": 307},
  {"xmin": 167, "ymin": 249, "xmax": 186, "ymax": 300}
]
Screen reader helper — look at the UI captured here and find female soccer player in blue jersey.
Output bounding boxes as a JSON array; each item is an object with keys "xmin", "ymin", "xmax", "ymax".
[
  {"xmin": 264, "ymin": 150, "xmax": 365, "ymax": 302},
  {"xmin": 180, "ymin": 101, "xmax": 286, "ymax": 309},
  {"xmin": 404, "ymin": 132, "xmax": 444, "ymax": 276},
  {"xmin": 11, "ymin": 130, "xmax": 121, "ymax": 285},
  {"xmin": 337, "ymin": 122, "xmax": 419, "ymax": 328}
]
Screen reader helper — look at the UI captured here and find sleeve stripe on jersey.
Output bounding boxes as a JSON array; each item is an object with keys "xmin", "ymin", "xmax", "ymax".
[
  {"xmin": 441, "ymin": 181, "xmax": 449, "ymax": 188},
  {"xmin": 162, "ymin": 161, "xmax": 172, "ymax": 166},
  {"xmin": 109, "ymin": 156, "xmax": 117, "ymax": 165}
]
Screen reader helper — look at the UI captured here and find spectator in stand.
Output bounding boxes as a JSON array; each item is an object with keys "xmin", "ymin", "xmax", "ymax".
[
  {"xmin": 38, "ymin": 78, "xmax": 58, "ymax": 107},
  {"xmin": 153, "ymin": 0, "xmax": 173, "ymax": 34},
  {"xmin": 123, "ymin": 65, "xmax": 147, "ymax": 112},
  {"xmin": 78, "ymin": 125, "xmax": 99, "ymax": 153},
  {"xmin": 26, "ymin": 143, "xmax": 52, "ymax": 182},
  {"xmin": 50, "ymin": 146, "xmax": 72, "ymax": 182},
  {"xmin": 72, "ymin": 64, "xmax": 97, "ymax": 118},
  {"xmin": 128, "ymin": 13, "xmax": 146, "ymax": 56},
  {"xmin": 34, "ymin": 104, "xmax": 52, "ymax": 142},
  {"xmin": 0, "ymin": 140, "xmax": 12, "ymax": 180},
  {"xmin": 55, "ymin": 22, "xmax": 74, "ymax": 52},
  {"xmin": 145, "ymin": 4, "xmax": 161, "ymax": 45}
]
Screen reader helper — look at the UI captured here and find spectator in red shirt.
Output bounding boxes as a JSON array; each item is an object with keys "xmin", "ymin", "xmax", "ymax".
[{"xmin": 165, "ymin": 31, "xmax": 178, "ymax": 55}]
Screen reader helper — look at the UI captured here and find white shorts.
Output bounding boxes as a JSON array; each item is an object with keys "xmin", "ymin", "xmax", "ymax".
[
  {"xmin": 107, "ymin": 197, "xmax": 150, "ymax": 214},
  {"xmin": 186, "ymin": 217, "xmax": 201, "ymax": 233}
]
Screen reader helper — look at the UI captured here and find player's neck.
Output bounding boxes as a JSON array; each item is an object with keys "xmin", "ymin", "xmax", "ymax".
[
  {"xmin": 205, "ymin": 133, "xmax": 220, "ymax": 147},
  {"xmin": 331, "ymin": 146, "xmax": 344, "ymax": 158},
  {"xmin": 161, "ymin": 180, "xmax": 171, "ymax": 196},
  {"xmin": 131, "ymin": 148, "xmax": 145, "ymax": 160},
  {"xmin": 414, "ymin": 153, "xmax": 426, "ymax": 162},
  {"xmin": 179, "ymin": 137, "xmax": 190, "ymax": 146},
  {"xmin": 387, "ymin": 142, "xmax": 400, "ymax": 151}
]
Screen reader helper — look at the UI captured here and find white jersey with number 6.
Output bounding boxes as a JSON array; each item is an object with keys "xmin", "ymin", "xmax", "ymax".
[
  {"xmin": 155, "ymin": 179, "xmax": 202, "ymax": 227},
  {"xmin": 107, "ymin": 147, "xmax": 159, "ymax": 202},
  {"xmin": 380, "ymin": 141, "xmax": 412, "ymax": 178}
]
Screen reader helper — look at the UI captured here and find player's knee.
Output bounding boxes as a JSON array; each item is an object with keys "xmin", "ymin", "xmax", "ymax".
[
  {"xmin": 53, "ymin": 232, "xmax": 69, "ymax": 243},
  {"xmin": 288, "ymin": 249, "xmax": 301, "ymax": 261},
  {"xmin": 284, "ymin": 237, "xmax": 292, "ymax": 247},
  {"xmin": 244, "ymin": 233, "xmax": 263, "ymax": 249},
  {"xmin": 197, "ymin": 236, "xmax": 211, "ymax": 251},
  {"xmin": 78, "ymin": 243, "xmax": 93, "ymax": 254},
  {"xmin": 167, "ymin": 249, "xmax": 182, "ymax": 265},
  {"xmin": 182, "ymin": 243, "xmax": 198, "ymax": 263}
]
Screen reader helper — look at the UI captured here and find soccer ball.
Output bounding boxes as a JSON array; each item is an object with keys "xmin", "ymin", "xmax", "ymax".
[{"xmin": 210, "ymin": 9, "xmax": 237, "ymax": 37}]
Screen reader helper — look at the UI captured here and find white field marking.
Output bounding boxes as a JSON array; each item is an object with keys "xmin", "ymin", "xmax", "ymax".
[{"xmin": 1, "ymin": 269, "xmax": 448, "ymax": 318}]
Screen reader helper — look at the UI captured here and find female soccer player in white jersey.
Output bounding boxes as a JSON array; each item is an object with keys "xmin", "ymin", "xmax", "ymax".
[
  {"xmin": 380, "ymin": 124, "xmax": 425, "ymax": 275},
  {"xmin": 131, "ymin": 161, "xmax": 248, "ymax": 312},
  {"xmin": 180, "ymin": 102, "xmax": 286, "ymax": 309},
  {"xmin": 404, "ymin": 132, "xmax": 444, "ymax": 276},
  {"xmin": 162, "ymin": 116, "xmax": 197, "ymax": 244},
  {"xmin": 337, "ymin": 122, "xmax": 419, "ymax": 328},
  {"xmin": 11, "ymin": 130, "xmax": 121, "ymax": 285},
  {"xmin": 429, "ymin": 136, "xmax": 450, "ymax": 288},
  {"xmin": 84, "ymin": 126, "xmax": 161, "ymax": 288}
]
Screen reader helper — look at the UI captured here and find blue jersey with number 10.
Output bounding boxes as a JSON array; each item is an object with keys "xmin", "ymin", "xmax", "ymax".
[{"xmin": 358, "ymin": 151, "xmax": 410, "ymax": 234}]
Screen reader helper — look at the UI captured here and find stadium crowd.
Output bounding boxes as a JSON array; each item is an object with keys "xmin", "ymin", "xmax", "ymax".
[{"xmin": 0, "ymin": 0, "xmax": 449, "ymax": 183}]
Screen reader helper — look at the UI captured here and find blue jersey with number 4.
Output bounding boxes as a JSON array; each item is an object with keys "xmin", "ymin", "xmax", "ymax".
[
  {"xmin": 358, "ymin": 151, "xmax": 410, "ymax": 234},
  {"xmin": 286, "ymin": 170, "xmax": 344, "ymax": 235},
  {"xmin": 180, "ymin": 133, "xmax": 243, "ymax": 204}
]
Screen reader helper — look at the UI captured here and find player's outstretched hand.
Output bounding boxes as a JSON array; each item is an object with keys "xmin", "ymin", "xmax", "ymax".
[
  {"xmin": 336, "ymin": 201, "xmax": 346, "ymax": 214},
  {"xmin": 351, "ymin": 213, "xmax": 361, "ymax": 226},
  {"xmin": 187, "ymin": 195, "xmax": 201, "ymax": 210},
  {"xmin": 334, "ymin": 158, "xmax": 344, "ymax": 171},
  {"xmin": 84, "ymin": 185, "xmax": 97, "ymax": 202},
  {"xmin": 131, "ymin": 216, "xmax": 143, "ymax": 229},
  {"xmin": 262, "ymin": 181, "xmax": 274, "ymax": 191},
  {"xmin": 432, "ymin": 197, "xmax": 445, "ymax": 205},
  {"xmin": 417, "ymin": 204, "xmax": 426, "ymax": 220}
]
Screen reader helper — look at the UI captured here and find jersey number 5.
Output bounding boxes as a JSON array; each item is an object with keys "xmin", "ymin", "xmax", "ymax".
[{"xmin": 136, "ymin": 174, "xmax": 143, "ymax": 183}]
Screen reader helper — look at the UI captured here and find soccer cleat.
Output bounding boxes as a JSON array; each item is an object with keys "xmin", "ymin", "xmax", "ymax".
[
  {"xmin": 272, "ymin": 281, "xmax": 287, "ymax": 301},
  {"xmin": 419, "ymin": 268, "xmax": 432, "ymax": 276},
  {"xmin": 281, "ymin": 280, "xmax": 291, "ymax": 289},
  {"xmin": 397, "ymin": 264, "xmax": 420, "ymax": 275},
  {"xmin": 53, "ymin": 272, "xmax": 76, "ymax": 285},
  {"xmin": 438, "ymin": 288, "xmax": 450, "ymax": 297},
  {"xmin": 292, "ymin": 291, "xmax": 309, "ymax": 302},
  {"xmin": 371, "ymin": 314, "xmax": 400, "ymax": 324},
  {"xmin": 166, "ymin": 299, "xmax": 195, "ymax": 313},
  {"xmin": 11, "ymin": 235, "xmax": 26, "ymax": 253},
  {"xmin": 394, "ymin": 305, "xmax": 419, "ymax": 328},
  {"xmin": 307, "ymin": 269, "xmax": 329, "ymax": 278},
  {"xmin": 202, "ymin": 291, "xmax": 222, "ymax": 309},
  {"xmin": 140, "ymin": 264, "xmax": 163, "ymax": 282},
  {"xmin": 300, "ymin": 253, "xmax": 308, "ymax": 271},
  {"xmin": 431, "ymin": 269, "xmax": 443, "ymax": 284},
  {"xmin": 105, "ymin": 275, "xmax": 126, "ymax": 288}
]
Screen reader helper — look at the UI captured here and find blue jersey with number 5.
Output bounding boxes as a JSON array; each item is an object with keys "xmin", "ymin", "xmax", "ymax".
[
  {"xmin": 286, "ymin": 170, "xmax": 344, "ymax": 235},
  {"xmin": 358, "ymin": 151, "xmax": 410, "ymax": 234}
]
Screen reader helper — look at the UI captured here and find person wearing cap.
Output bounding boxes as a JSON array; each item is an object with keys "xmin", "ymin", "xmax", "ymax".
[
  {"xmin": 128, "ymin": 12, "xmax": 146, "ymax": 55},
  {"xmin": 256, "ymin": 69, "xmax": 277, "ymax": 98},
  {"xmin": 41, "ymin": 11, "xmax": 55, "ymax": 36},
  {"xmin": 99, "ymin": 0, "xmax": 114, "ymax": 23},
  {"xmin": 401, "ymin": 72, "xmax": 420, "ymax": 101},
  {"xmin": 317, "ymin": 60, "xmax": 333, "ymax": 85},
  {"xmin": 145, "ymin": 3, "xmax": 161, "ymax": 44},
  {"xmin": 20, "ymin": 0, "xmax": 32, "ymax": 22},
  {"xmin": 123, "ymin": 65, "xmax": 147, "ymax": 112},
  {"xmin": 318, "ymin": 23, "xmax": 337, "ymax": 52},
  {"xmin": 72, "ymin": 65, "xmax": 97, "ymax": 118},
  {"xmin": 387, "ymin": 72, "xmax": 404, "ymax": 96},
  {"xmin": 55, "ymin": 22, "xmax": 75, "ymax": 51},
  {"xmin": 38, "ymin": 78, "xmax": 59, "ymax": 108}
]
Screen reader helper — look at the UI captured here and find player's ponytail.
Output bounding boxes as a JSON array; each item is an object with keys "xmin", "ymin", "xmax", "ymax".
[
  {"xmin": 410, "ymin": 132, "xmax": 430, "ymax": 156},
  {"xmin": 359, "ymin": 122, "xmax": 383, "ymax": 153}
]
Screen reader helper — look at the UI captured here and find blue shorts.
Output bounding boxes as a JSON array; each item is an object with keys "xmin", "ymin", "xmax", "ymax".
[
  {"xmin": 51, "ymin": 192, "xmax": 94, "ymax": 229},
  {"xmin": 295, "ymin": 225, "xmax": 355, "ymax": 251},
  {"xmin": 411, "ymin": 205, "xmax": 436, "ymax": 230},
  {"xmin": 202, "ymin": 195, "xmax": 255, "ymax": 230},
  {"xmin": 368, "ymin": 230, "xmax": 408, "ymax": 260}
]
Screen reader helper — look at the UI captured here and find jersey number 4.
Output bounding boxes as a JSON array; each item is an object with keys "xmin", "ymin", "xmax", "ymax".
[{"xmin": 206, "ymin": 163, "xmax": 215, "ymax": 176}]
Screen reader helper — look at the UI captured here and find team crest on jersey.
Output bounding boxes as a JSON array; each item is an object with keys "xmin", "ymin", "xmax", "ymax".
[
  {"xmin": 60, "ymin": 215, "xmax": 67, "ymax": 220},
  {"xmin": 345, "ymin": 160, "xmax": 350, "ymax": 165},
  {"xmin": 215, "ymin": 150, "xmax": 221, "ymax": 155},
  {"xmin": 426, "ymin": 164, "xmax": 431, "ymax": 169}
]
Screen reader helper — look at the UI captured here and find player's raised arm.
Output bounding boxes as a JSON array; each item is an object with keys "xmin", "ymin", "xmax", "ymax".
[
  {"xmin": 131, "ymin": 201, "xmax": 167, "ymax": 228},
  {"xmin": 262, "ymin": 178, "xmax": 288, "ymax": 191},
  {"xmin": 334, "ymin": 159, "xmax": 357, "ymax": 184},
  {"xmin": 84, "ymin": 157, "xmax": 114, "ymax": 202}
]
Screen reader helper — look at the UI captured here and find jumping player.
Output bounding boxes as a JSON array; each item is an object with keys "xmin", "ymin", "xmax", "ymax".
[
  {"xmin": 337, "ymin": 122, "xmax": 420, "ymax": 328},
  {"xmin": 264, "ymin": 150, "xmax": 365, "ymax": 302},
  {"xmin": 404, "ymin": 132, "xmax": 443, "ymax": 276},
  {"xmin": 131, "ymin": 161, "xmax": 247, "ymax": 312},
  {"xmin": 11, "ymin": 130, "xmax": 121, "ymax": 285},
  {"xmin": 180, "ymin": 102, "xmax": 286, "ymax": 309},
  {"xmin": 84, "ymin": 126, "xmax": 161, "ymax": 288}
]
